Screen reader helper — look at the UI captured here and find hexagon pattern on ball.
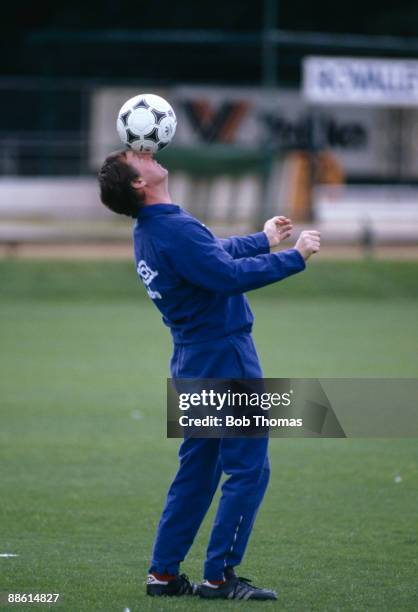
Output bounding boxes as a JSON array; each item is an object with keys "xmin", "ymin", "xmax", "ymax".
[{"xmin": 116, "ymin": 93, "xmax": 177, "ymax": 153}]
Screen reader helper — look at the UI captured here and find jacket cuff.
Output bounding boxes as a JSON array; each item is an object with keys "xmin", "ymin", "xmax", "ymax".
[
  {"xmin": 285, "ymin": 248, "xmax": 306, "ymax": 271},
  {"xmin": 252, "ymin": 231, "xmax": 271, "ymax": 254}
]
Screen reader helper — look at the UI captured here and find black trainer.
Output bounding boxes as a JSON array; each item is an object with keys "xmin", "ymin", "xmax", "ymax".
[
  {"xmin": 146, "ymin": 573, "xmax": 198, "ymax": 597},
  {"xmin": 199, "ymin": 567, "xmax": 277, "ymax": 601}
]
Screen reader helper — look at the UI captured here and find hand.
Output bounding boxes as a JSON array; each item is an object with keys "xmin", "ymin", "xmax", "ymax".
[
  {"xmin": 294, "ymin": 230, "xmax": 321, "ymax": 261},
  {"xmin": 263, "ymin": 216, "xmax": 293, "ymax": 248}
]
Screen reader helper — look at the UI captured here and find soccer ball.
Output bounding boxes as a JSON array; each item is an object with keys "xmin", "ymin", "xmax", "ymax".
[{"xmin": 116, "ymin": 93, "xmax": 177, "ymax": 153}]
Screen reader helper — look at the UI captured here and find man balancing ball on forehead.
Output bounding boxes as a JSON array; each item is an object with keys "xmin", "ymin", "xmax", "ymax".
[{"xmin": 98, "ymin": 149, "xmax": 320, "ymax": 601}]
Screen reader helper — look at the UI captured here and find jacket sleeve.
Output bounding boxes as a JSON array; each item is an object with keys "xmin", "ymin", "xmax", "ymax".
[
  {"xmin": 166, "ymin": 220, "xmax": 305, "ymax": 296},
  {"xmin": 219, "ymin": 232, "xmax": 270, "ymax": 259}
]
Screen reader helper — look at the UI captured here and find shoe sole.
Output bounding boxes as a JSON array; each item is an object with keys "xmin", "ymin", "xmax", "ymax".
[{"xmin": 146, "ymin": 586, "xmax": 197, "ymax": 597}]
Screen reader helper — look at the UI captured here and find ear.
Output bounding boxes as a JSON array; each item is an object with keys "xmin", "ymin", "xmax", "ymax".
[{"xmin": 131, "ymin": 177, "xmax": 146, "ymax": 190}]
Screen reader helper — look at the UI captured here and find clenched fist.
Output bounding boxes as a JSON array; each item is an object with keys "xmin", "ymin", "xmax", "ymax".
[
  {"xmin": 294, "ymin": 230, "xmax": 321, "ymax": 261},
  {"xmin": 263, "ymin": 216, "xmax": 293, "ymax": 248}
]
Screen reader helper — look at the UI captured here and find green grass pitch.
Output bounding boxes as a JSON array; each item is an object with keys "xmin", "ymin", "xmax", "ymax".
[{"xmin": 1, "ymin": 259, "xmax": 417, "ymax": 611}]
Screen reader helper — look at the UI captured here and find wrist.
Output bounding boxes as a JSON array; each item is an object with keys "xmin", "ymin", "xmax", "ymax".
[
  {"xmin": 263, "ymin": 230, "xmax": 278, "ymax": 248},
  {"xmin": 294, "ymin": 247, "xmax": 307, "ymax": 261}
]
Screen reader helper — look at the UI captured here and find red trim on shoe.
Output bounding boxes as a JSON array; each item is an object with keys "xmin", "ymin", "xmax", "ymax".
[{"xmin": 152, "ymin": 572, "xmax": 177, "ymax": 581}]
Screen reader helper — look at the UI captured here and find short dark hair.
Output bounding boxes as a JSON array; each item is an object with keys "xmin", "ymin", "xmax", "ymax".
[{"xmin": 98, "ymin": 150, "xmax": 144, "ymax": 218}]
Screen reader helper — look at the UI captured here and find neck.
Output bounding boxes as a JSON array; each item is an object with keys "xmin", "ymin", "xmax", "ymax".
[{"xmin": 144, "ymin": 186, "xmax": 172, "ymax": 205}]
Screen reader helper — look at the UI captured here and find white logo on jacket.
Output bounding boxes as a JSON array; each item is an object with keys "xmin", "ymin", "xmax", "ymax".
[{"xmin": 136, "ymin": 260, "xmax": 162, "ymax": 299}]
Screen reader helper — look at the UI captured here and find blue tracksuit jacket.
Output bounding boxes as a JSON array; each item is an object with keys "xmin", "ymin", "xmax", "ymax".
[{"xmin": 133, "ymin": 203, "xmax": 305, "ymax": 344}]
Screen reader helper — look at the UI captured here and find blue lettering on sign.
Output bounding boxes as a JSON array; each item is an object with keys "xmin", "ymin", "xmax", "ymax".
[{"xmin": 319, "ymin": 69, "xmax": 334, "ymax": 89}]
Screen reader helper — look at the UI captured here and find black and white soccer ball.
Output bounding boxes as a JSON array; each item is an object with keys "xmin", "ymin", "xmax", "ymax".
[{"xmin": 116, "ymin": 93, "xmax": 177, "ymax": 153}]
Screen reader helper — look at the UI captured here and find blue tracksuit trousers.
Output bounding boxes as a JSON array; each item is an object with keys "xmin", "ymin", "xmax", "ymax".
[{"xmin": 149, "ymin": 332, "xmax": 270, "ymax": 581}]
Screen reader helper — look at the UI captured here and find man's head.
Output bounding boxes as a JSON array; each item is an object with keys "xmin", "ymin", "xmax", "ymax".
[{"xmin": 98, "ymin": 150, "xmax": 168, "ymax": 218}]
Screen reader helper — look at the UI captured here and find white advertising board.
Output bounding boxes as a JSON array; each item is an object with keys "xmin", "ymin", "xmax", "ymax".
[
  {"xmin": 303, "ymin": 56, "xmax": 418, "ymax": 107},
  {"xmin": 90, "ymin": 86, "xmax": 391, "ymax": 176}
]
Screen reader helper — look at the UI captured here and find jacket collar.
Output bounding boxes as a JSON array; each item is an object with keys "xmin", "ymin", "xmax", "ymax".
[{"xmin": 137, "ymin": 203, "xmax": 181, "ymax": 219}]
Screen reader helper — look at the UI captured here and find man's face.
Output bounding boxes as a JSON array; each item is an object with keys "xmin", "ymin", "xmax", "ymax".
[{"xmin": 125, "ymin": 151, "xmax": 168, "ymax": 189}]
